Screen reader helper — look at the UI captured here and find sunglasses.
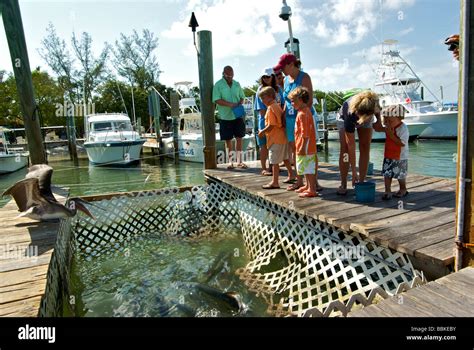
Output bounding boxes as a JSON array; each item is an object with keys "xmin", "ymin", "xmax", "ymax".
[{"xmin": 262, "ymin": 75, "xmax": 271, "ymax": 79}]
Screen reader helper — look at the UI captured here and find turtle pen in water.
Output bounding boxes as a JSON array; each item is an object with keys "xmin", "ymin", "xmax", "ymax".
[{"xmin": 40, "ymin": 181, "xmax": 425, "ymax": 317}]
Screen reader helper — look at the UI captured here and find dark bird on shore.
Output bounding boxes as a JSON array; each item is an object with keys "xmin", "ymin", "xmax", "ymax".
[{"xmin": 2, "ymin": 164, "xmax": 95, "ymax": 221}]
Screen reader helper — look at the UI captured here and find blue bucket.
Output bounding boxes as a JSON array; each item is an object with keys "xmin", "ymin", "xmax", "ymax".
[
  {"xmin": 367, "ymin": 162, "xmax": 374, "ymax": 176},
  {"xmin": 355, "ymin": 182, "xmax": 376, "ymax": 203}
]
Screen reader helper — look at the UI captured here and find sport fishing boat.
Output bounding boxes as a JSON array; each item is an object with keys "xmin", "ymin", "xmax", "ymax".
[
  {"xmin": 324, "ymin": 120, "xmax": 430, "ymax": 142},
  {"xmin": 84, "ymin": 114, "xmax": 145, "ymax": 166},
  {"xmin": 162, "ymin": 82, "xmax": 254, "ymax": 163},
  {"xmin": 0, "ymin": 127, "xmax": 29, "ymax": 174},
  {"xmin": 374, "ymin": 40, "xmax": 457, "ymax": 139}
]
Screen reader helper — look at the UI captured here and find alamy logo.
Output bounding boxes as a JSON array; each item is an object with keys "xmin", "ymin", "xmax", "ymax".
[{"xmin": 18, "ymin": 324, "xmax": 55, "ymax": 343}]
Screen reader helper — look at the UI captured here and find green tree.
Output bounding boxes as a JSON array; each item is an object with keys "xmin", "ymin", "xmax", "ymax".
[
  {"xmin": 39, "ymin": 23, "xmax": 109, "ymax": 105},
  {"xmin": 0, "ymin": 69, "xmax": 64, "ymax": 128},
  {"xmin": 71, "ymin": 31, "xmax": 110, "ymax": 103},
  {"xmin": 93, "ymin": 79, "xmax": 174, "ymax": 132},
  {"xmin": 112, "ymin": 29, "xmax": 161, "ymax": 90},
  {"xmin": 243, "ymin": 84, "xmax": 259, "ymax": 98}
]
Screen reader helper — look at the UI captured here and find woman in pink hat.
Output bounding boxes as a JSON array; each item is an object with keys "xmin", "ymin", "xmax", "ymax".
[{"xmin": 274, "ymin": 53, "xmax": 321, "ymax": 192}]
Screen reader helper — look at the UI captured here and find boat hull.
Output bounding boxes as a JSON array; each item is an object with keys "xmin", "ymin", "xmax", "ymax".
[
  {"xmin": 84, "ymin": 140, "xmax": 145, "ymax": 166},
  {"xmin": 325, "ymin": 122, "xmax": 430, "ymax": 142},
  {"xmin": 163, "ymin": 135, "xmax": 254, "ymax": 163},
  {"xmin": 406, "ymin": 111, "xmax": 458, "ymax": 139},
  {"xmin": 0, "ymin": 154, "xmax": 29, "ymax": 174}
]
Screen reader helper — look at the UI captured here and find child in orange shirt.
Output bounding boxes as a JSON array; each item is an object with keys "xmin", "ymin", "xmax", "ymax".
[
  {"xmin": 258, "ymin": 86, "xmax": 295, "ymax": 189},
  {"xmin": 381, "ymin": 104, "xmax": 409, "ymax": 200},
  {"xmin": 288, "ymin": 87, "xmax": 318, "ymax": 198}
]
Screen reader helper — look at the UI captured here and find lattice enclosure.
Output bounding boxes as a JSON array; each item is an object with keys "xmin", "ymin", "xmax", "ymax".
[{"xmin": 41, "ymin": 182, "xmax": 425, "ymax": 317}]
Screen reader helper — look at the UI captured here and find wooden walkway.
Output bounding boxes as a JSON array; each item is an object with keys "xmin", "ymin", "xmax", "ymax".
[
  {"xmin": 0, "ymin": 189, "xmax": 67, "ymax": 317},
  {"xmin": 348, "ymin": 267, "xmax": 474, "ymax": 317},
  {"xmin": 204, "ymin": 162, "xmax": 456, "ymax": 278}
]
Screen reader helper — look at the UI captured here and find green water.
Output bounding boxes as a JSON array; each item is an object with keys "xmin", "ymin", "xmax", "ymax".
[
  {"xmin": 319, "ymin": 140, "xmax": 457, "ymax": 179},
  {"xmin": 0, "ymin": 152, "xmax": 206, "ymax": 207},
  {"xmin": 67, "ymin": 229, "xmax": 270, "ymax": 317},
  {"xmin": 0, "ymin": 140, "xmax": 456, "ymax": 207},
  {"xmin": 0, "ymin": 142, "xmax": 457, "ymax": 317}
]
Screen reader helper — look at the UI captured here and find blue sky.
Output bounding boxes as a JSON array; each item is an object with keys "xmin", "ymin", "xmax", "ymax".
[{"xmin": 0, "ymin": 0, "xmax": 460, "ymax": 100}]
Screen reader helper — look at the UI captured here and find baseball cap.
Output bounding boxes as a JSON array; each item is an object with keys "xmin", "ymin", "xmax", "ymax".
[
  {"xmin": 261, "ymin": 67, "xmax": 274, "ymax": 77},
  {"xmin": 273, "ymin": 53, "xmax": 297, "ymax": 72}
]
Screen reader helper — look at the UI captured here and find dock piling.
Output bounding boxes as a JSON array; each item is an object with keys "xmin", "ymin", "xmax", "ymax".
[
  {"xmin": 197, "ymin": 30, "xmax": 217, "ymax": 170},
  {"xmin": 170, "ymin": 92, "xmax": 180, "ymax": 164},
  {"xmin": 2, "ymin": 0, "xmax": 46, "ymax": 164}
]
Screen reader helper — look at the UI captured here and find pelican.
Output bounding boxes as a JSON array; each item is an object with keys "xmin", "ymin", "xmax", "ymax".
[{"xmin": 3, "ymin": 164, "xmax": 95, "ymax": 221}]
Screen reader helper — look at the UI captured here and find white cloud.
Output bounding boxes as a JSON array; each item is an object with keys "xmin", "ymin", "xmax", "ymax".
[
  {"xmin": 398, "ymin": 27, "xmax": 415, "ymax": 36},
  {"xmin": 307, "ymin": 60, "xmax": 375, "ymax": 92},
  {"xmin": 353, "ymin": 43, "xmax": 418, "ymax": 62},
  {"xmin": 309, "ymin": 0, "xmax": 416, "ymax": 47},
  {"xmin": 162, "ymin": 0, "xmax": 307, "ymax": 59}
]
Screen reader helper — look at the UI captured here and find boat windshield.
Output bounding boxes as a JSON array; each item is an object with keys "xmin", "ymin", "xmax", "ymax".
[
  {"xmin": 92, "ymin": 122, "xmax": 113, "ymax": 131},
  {"xmin": 114, "ymin": 121, "xmax": 132, "ymax": 131}
]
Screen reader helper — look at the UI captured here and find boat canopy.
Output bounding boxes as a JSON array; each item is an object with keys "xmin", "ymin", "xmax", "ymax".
[
  {"xmin": 375, "ymin": 77, "xmax": 420, "ymax": 86},
  {"xmin": 87, "ymin": 114, "xmax": 131, "ymax": 123}
]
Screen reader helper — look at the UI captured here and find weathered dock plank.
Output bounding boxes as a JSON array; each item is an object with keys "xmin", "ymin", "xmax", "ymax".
[
  {"xmin": 348, "ymin": 267, "xmax": 474, "ymax": 317},
  {"xmin": 204, "ymin": 162, "xmax": 456, "ymax": 276},
  {"xmin": 0, "ymin": 189, "xmax": 67, "ymax": 317}
]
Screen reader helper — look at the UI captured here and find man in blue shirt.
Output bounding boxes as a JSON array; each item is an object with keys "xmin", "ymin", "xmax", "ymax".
[{"xmin": 212, "ymin": 66, "xmax": 247, "ymax": 169}]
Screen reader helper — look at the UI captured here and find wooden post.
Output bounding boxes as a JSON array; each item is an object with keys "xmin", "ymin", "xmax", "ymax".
[
  {"xmin": 150, "ymin": 90, "xmax": 163, "ymax": 160},
  {"xmin": 456, "ymin": 0, "xmax": 474, "ymax": 268},
  {"xmin": 1, "ymin": 0, "xmax": 46, "ymax": 164},
  {"xmin": 69, "ymin": 102, "xmax": 79, "ymax": 166},
  {"xmin": 197, "ymin": 30, "xmax": 216, "ymax": 169},
  {"xmin": 254, "ymin": 109, "xmax": 260, "ymax": 157},
  {"xmin": 170, "ymin": 91, "xmax": 180, "ymax": 164},
  {"xmin": 321, "ymin": 98, "xmax": 329, "ymax": 147}
]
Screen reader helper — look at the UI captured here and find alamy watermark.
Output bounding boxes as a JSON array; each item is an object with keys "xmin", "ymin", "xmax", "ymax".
[
  {"xmin": 0, "ymin": 244, "xmax": 38, "ymax": 260},
  {"xmin": 55, "ymin": 101, "xmax": 95, "ymax": 118},
  {"xmin": 325, "ymin": 243, "xmax": 365, "ymax": 262},
  {"xmin": 217, "ymin": 149, "xmax": 258, "ymax": 164}
]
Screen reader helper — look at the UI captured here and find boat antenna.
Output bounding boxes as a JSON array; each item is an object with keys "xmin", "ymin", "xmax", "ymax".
[
  {"xmin": 150, "ymin": 86, "xmax": 172, "ymax": 109},
  {"xmin": 116, "ymin": 80, "xmax": 129, "ymax": 116},
  {"xmin": 130, "ymin": 78, "xmax": 137, "ymax": 125},
  {"xmin": 396, "ymin": 53, "xmax": 442, "ymax": 104}
]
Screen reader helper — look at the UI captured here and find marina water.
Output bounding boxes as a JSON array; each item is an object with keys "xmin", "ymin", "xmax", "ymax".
[{"xmin": 0, "ymin": 141, "xmax": 457, "ymax": 316}]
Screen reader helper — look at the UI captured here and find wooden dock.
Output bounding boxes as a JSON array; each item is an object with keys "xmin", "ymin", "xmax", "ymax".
[
  {"xmin": 0, "ymin": 190, "xmax": 67, "ymax": 317},
  {"xmin": 204, "ymin": 162, "xmax": 456, "ymax": 279},
  {"xmin": 348, "ymin": 267, "xmax": 474, "ymax": 317}
]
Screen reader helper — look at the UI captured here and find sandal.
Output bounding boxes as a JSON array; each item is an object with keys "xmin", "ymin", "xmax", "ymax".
[
  {"xmin": 299, "ymin": 191, "xmax": 318, "ymax": 198},
  {"xmin": 282, "ymin": 178, "xmax": 297, "ymax": 184},
  {"xmin": 227, "ymin": 164, "xmax": 235, "ymax": 170},
  {"xmin": 382, "ymin": 193, "xmax": 392, "ymax": 200},
  {"xmin": 393, "ymin": 191, "xmax": 409, "ymax": 198},
  {"xmin": 286, "ymin": 184, "xmax": 303, "ymax": 191},
  {"xmin": 261, "ymin": 170, "xmax": 273, "ymax": 176},
  {"xmin": 262, "ymin": 184, "xmax": 280, "ymax": 189},
  {"xmin": 336, "ymin": 186, "xmax": 347, "ymax": 196},
  {"xmin": 237, "ymin": 163, "xmax": 248, "ymax": 169}
]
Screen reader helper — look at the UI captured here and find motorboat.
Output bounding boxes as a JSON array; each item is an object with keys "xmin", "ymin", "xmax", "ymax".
[
  {"xmin": 0, "ymin": 127, "xmax": 29, "ymax": 174},
  {"xmin": 374, "ymin": 40, "xmax": 457, "ymax": 139},
  {"xmin": 83, "ymin": 114, "xmax": 145, "ymax": 166},
  {"xmin": 162, "ymin": 82, "xmax": 254, "ymax": 163}
]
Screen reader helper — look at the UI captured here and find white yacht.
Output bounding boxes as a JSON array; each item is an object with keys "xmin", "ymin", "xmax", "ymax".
[
  {"xmin": 374, "ymin": 40, "xmax": 457, "ymax": 139},
  {"xmin": 0, "ymin": 127, "xmax": 29, "ymax": 174},
  {"xmin": 324, "ymin": 121, "xmax": 430, "ymax": 142},
  {"xmin": 162, "ymin": 82, "xmax": 254, "ymax": 163},
  {"xmin": 84, "ymin": 114, "xmax": 145, "ymax": 166}
]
